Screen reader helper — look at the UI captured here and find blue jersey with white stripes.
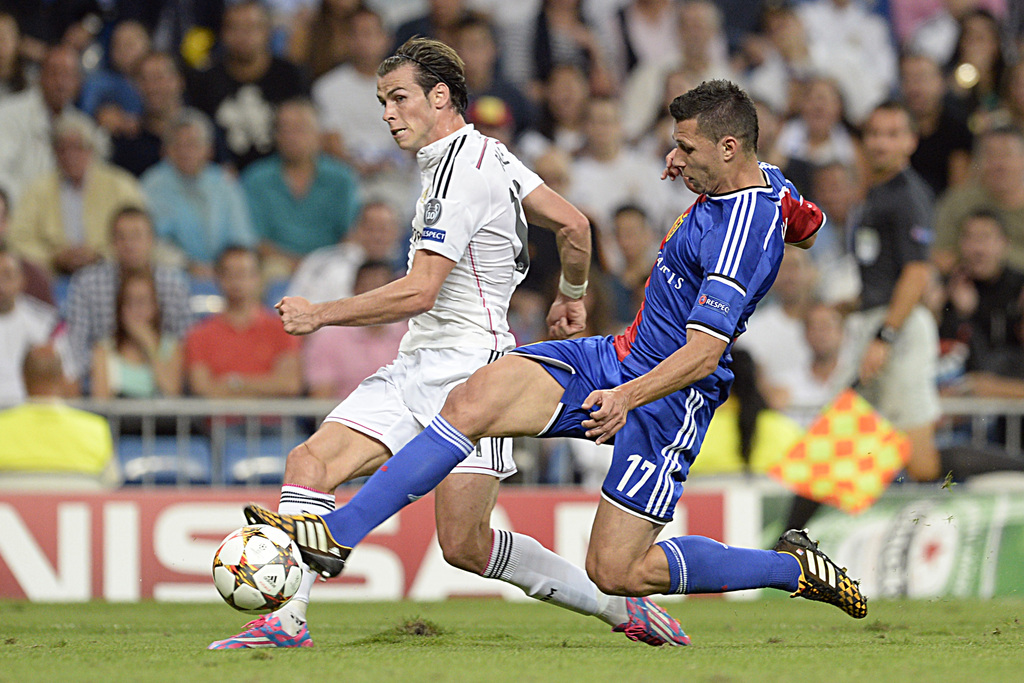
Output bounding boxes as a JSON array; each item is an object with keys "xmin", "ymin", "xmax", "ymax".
[{"xmin": 613, "ymin": 162, "xmax": 807, "ymax": 406}]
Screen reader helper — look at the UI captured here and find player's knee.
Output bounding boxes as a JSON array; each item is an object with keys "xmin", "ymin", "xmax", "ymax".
[
  {"xmin": 437, "ymin": 525, "xmax": 490, "ymax": 575},
  {"xmin": 585, "ymin": 557, "xmax": 631, "ymax": 596},
  {"xmin": 587, "ymin": 552, "xmax": 649, "ymax": 596},
  {"xmin": 588, "ymin": 566, "xmax": 635, "ymax": 596},
  {"xmin": 283, "ymin": 442, "xmax": 329, "ymax": 490},
  {"xmin": 441, "ymin": 381, "xmax": 491, "ymax": 441}
]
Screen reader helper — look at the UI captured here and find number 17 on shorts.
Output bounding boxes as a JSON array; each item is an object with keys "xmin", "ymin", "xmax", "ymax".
[{"xmin": 601, "ymin": 450, "xmax": 685, "ymax": 525}]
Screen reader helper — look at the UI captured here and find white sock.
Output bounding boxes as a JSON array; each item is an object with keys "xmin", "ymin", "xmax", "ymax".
[
  {"xmin": 272, "ymin": 485, "xmax": 335, "ymax": 633},
  {"xmin": 483, "ymin": 530, "xmax": 628, "ymax": 627}
]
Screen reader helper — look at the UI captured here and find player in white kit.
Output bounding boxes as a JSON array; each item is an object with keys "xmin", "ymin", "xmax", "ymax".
[{"xmin": 209, "ymin": 37, "xmax": 689, "ymax": 649}]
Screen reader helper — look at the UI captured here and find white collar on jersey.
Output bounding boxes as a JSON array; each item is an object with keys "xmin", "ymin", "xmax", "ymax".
[
  {"xmin": 416, "ymin": 123, "xmax": 474, "ymax": 169},
  {"xmin": 706, "ymin": 168, "xmax": 772, "ymax": 200}
]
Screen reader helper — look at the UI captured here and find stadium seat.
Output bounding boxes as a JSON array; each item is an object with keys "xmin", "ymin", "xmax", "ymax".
[
  {"xmin": 53, "ymin": 275, "xmax": 71, "ymax": 317},
  {"xmin": 223, "ymin": 431, "xmax": 308, "ymax": 485},
  {"xmin": 263, "ymin": 278, "xmax": 289, "ymax": 309},
  {"xmin": 188, "ymin": 277, "xmax": 224, "ymax": 319},
  {"xmin": 118, "ymin": 435, "xmax": 213, "ymax": 485}
]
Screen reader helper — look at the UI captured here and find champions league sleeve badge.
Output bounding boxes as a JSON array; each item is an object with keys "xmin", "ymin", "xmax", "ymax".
[{"xmin": 424, "ymin": 198, "xmax": 443, "ymax": 226}]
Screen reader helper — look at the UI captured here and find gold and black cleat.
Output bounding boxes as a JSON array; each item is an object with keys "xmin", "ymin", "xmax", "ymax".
[
  {"xmin": 774, "ymin": 528, "xmax": 867, "ymax": 619},
  {"xmin": 244, "ymin": 504, "xmax": 350, "ymax": 579}
]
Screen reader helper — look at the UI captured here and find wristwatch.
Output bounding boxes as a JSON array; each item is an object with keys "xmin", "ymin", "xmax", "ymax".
[{"xmin": 875, "ymin": 325, "xmax": 899, "ymax": 345}]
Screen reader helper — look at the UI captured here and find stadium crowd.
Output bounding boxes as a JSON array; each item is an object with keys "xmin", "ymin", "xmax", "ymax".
[{"xmin": 3, "ymin": 0, "xmax": 1024, "ymax": 486}]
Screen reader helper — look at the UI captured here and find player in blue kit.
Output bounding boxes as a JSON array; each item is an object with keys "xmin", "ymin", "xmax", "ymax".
[{"xmin": 247, "ymin": 80, "xmax": 867, "ymax": 623}]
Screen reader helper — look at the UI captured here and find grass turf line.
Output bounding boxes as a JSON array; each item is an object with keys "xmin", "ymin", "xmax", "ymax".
[{"xmin": 1, "ymin": 598, "xmax": 1023, "ymax": 682}]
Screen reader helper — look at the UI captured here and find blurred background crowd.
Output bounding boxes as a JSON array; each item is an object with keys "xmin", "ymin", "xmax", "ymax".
[{"xmin": 4, "ymin": 0, "xmax": 1024, "ymax": 488}]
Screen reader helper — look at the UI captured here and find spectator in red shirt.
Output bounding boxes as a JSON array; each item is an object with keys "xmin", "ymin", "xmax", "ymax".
[{"xmin": 185, "ymin": 246, "xmax": 301, "ymax": 397}]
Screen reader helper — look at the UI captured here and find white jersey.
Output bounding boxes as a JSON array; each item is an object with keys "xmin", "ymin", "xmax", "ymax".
[{"xmin": 400, "ymin": 124, "xmax": 542, "ymax": 354}]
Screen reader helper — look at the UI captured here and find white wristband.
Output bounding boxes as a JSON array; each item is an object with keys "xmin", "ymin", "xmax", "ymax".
[{"xmin": 558, "ymin": 273, "xmax": 588, "ymax": 299}]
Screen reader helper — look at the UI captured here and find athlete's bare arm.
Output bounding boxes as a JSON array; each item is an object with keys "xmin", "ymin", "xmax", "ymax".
[
  {"xmin": 790, "ymin": 233, "xmax": 817, "ymax": 249},
  {"xmin": 580, "ymin": 329, "xmax": 728, "ymax": 443},
  {"xmin": 275, "ymin": 250, "xmax": 457, "ymax": 335},
  {"xmin": 522, "ymin": 184, "xmax": 591, "ymax": 287},
  {"xmin": 522, "ymin": 183, "xmax": 592, "ymax": 338}
]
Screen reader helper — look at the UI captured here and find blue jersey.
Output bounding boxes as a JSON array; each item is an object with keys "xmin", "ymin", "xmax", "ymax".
[
  {"xmin": 612, "ymin": 162, "xmax": 819, "ymax": 406},
  {"xmin": 514, "ymin": 162, "xmax": 823, "ymax": 522}
]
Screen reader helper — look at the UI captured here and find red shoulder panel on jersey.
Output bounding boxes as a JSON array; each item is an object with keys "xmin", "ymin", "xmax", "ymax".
[{"xmin": 781, "ymin": 192, "xmax": 824, "ymax": 244}]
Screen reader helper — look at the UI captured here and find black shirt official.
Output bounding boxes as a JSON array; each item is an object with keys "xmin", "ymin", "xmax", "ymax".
[{"xmin": 851, "ymin": 167, "xmax": 934, "ymax": 310}]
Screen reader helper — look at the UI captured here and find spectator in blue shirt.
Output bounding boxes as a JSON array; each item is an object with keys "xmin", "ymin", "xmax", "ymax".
[
  {"xmin": 241, "ymin": 98, "xmax": 361, "ymax": 278},
  {"xmin": 79, "ymin": 21, "xmax": 149, "ymax": 136},
  {"xmin": 141, "ymin": 108, "xmax": 255, "ymax": 280}
]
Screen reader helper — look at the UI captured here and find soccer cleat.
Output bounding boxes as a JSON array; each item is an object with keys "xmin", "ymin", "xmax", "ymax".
[
  {"xmin": 774, "ymin": 528, "xmax": 867, "ymax": 619},
  {"xmin": 612, "ymin": 597, "xmax": 691, "ymax": 647},
  {"xmin": 207, "ymin": 614, "xmax": 312, "ymax": 649},
  {"xmin": 244, "ymin": 504, "xmax": 351, "ymax": 579}
]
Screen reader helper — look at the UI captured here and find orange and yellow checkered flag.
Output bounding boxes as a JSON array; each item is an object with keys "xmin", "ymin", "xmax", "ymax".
[{"xmin": 768, "ymin": 389, "xmax": 911, "ymax": 514}]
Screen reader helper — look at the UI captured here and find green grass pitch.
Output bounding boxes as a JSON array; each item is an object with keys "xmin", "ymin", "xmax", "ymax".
[{"xmin": 2, "ymin": 598, "xmax": 1023, "ymax": 682}]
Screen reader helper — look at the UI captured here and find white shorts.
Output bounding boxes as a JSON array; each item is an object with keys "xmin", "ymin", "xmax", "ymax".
[
  {"xmin": 324, "ymin": 347, "xmax": 516, "ymax": 479},
  {"xmin": 839, "ymin": 306, "xmax": 941, "ymax": 430}
]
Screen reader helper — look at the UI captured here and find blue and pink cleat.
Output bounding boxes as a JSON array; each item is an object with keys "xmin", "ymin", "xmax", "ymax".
[
  {"xmin": 208, "ymin": 613, "xmax": 312, "ymax": 649},
  {"xmin": 612, "ymin": 597, "xmax": 691, "ymax": 647}
]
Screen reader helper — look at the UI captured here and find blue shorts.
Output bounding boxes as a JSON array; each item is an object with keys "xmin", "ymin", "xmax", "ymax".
[{"xmin": 511, "ymin": 336, "xmax": 718, "ymax": 524}]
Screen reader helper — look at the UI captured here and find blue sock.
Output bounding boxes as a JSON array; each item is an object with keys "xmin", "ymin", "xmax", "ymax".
[
  {"xmin": 323, "ymin": 416, "xmax": 475, "ymax": 548},
  {"xmin": 657, "ymin": 536, "xmax": 801, "ymax": 594}
]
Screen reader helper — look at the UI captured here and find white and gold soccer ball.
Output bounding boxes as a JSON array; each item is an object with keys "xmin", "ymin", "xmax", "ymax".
[{"xmin": 212, "ymin": 524, "xmax": 303, "ymax": 613}]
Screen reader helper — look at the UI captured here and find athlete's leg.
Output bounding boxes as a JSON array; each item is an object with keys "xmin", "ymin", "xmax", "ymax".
[
  {"xmin": 315, "ymin": 355, "xmax": 566, "ymax": 549},
  {"xmin": 584, "ymin": 500, "xmax": 668, "ymax": 596},
  {"xmin": 434, "ymin": 472, "xmax": 629, "ymax": 626},
  {"xmin": 283, "ymin": 421, "xmax": 390, "ymax": 492},
  {"xmin": 434, "ymin": 473, "xmax": 499, "ymax": 574},
  {"xmin": 904, "ymin": 422, "xmax": 940, "ymax": 482},
  {"xmin": 276, "ymin": 422, "xmax": 390, "ymax": 618},
  {"xmin": 441, "ymin": 355, "xmax": 568, "ymax": 440},
  {"xmin": 433, "ymin": 470, "xmax": 689, "ymax": 645},
  {"xmin": 210, "ymin": 422, "xmax": 391, "ymax": 649},
  {"xmin": 585, "ymin": 499, "xmax": 802, "ymax": 597},
  {"xmin": 583, "ymin": 500, "xmax": 866, "ymax": 618}
]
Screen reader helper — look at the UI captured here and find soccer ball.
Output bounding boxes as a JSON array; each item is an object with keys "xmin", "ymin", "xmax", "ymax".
[{"xmin": 212, "ymin": 524, "xmax": 303, "ymax": 613}]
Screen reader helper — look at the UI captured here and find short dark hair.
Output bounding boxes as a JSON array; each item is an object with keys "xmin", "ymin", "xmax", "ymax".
[
  {"xmin": 356, "ymin": 259, "xmax": 396, "ymax": 279},
  {"xmin": 359, "ymin": 199, "xmax": 397, "ymax": 217},
  {"xmin": 613, "ymin": 203, "xmax": 647, "ymax": 221},
  {"xmin": 275, "ymin": 97, "xmax": 319, "ymax": 128},
  {"xmin": 455, "ymin": 14, "xmax": 497, "ymax": 41},
  {"xmin": 353, "ymin": 259, "xmax": 397, "ymax": 294},
  {"xmin": 669, "ymin": 80, "xmax": 758, "ymax": 153},
  {"xmin": 977, "ymin": 123, "xmax": 1024, "ymax": 147},
  {"xmin": 869, "ymin": 99, "xmax": 918, "ymax": 133},
  {"xmin": 899, "ymin": 50, "xmax": 941, "ymax": 71},
  {"xmin": 378, "ymin": 37, "xmax": 468, "ymax": 116},
  {"xmin": 813, "ymin": 160, "xmax": 859, "ymax": 184},
  {"xmin": 215, "ymin": 245, "xmax": 259, "ymax": 272},
  {"xmin": 225, "ymin": 0, "xmax": 271, "ymax": 23},
  {"xmin": 961, "ymin": 208, "xmax": 1007, "ymax": 236},
  {"xmin": 109, "ymin": 205, "xmax": 152, "ymax": 238},
  {"xmin": 139, "ymin": 50, "xmax": 179, "ymax": 70}
]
